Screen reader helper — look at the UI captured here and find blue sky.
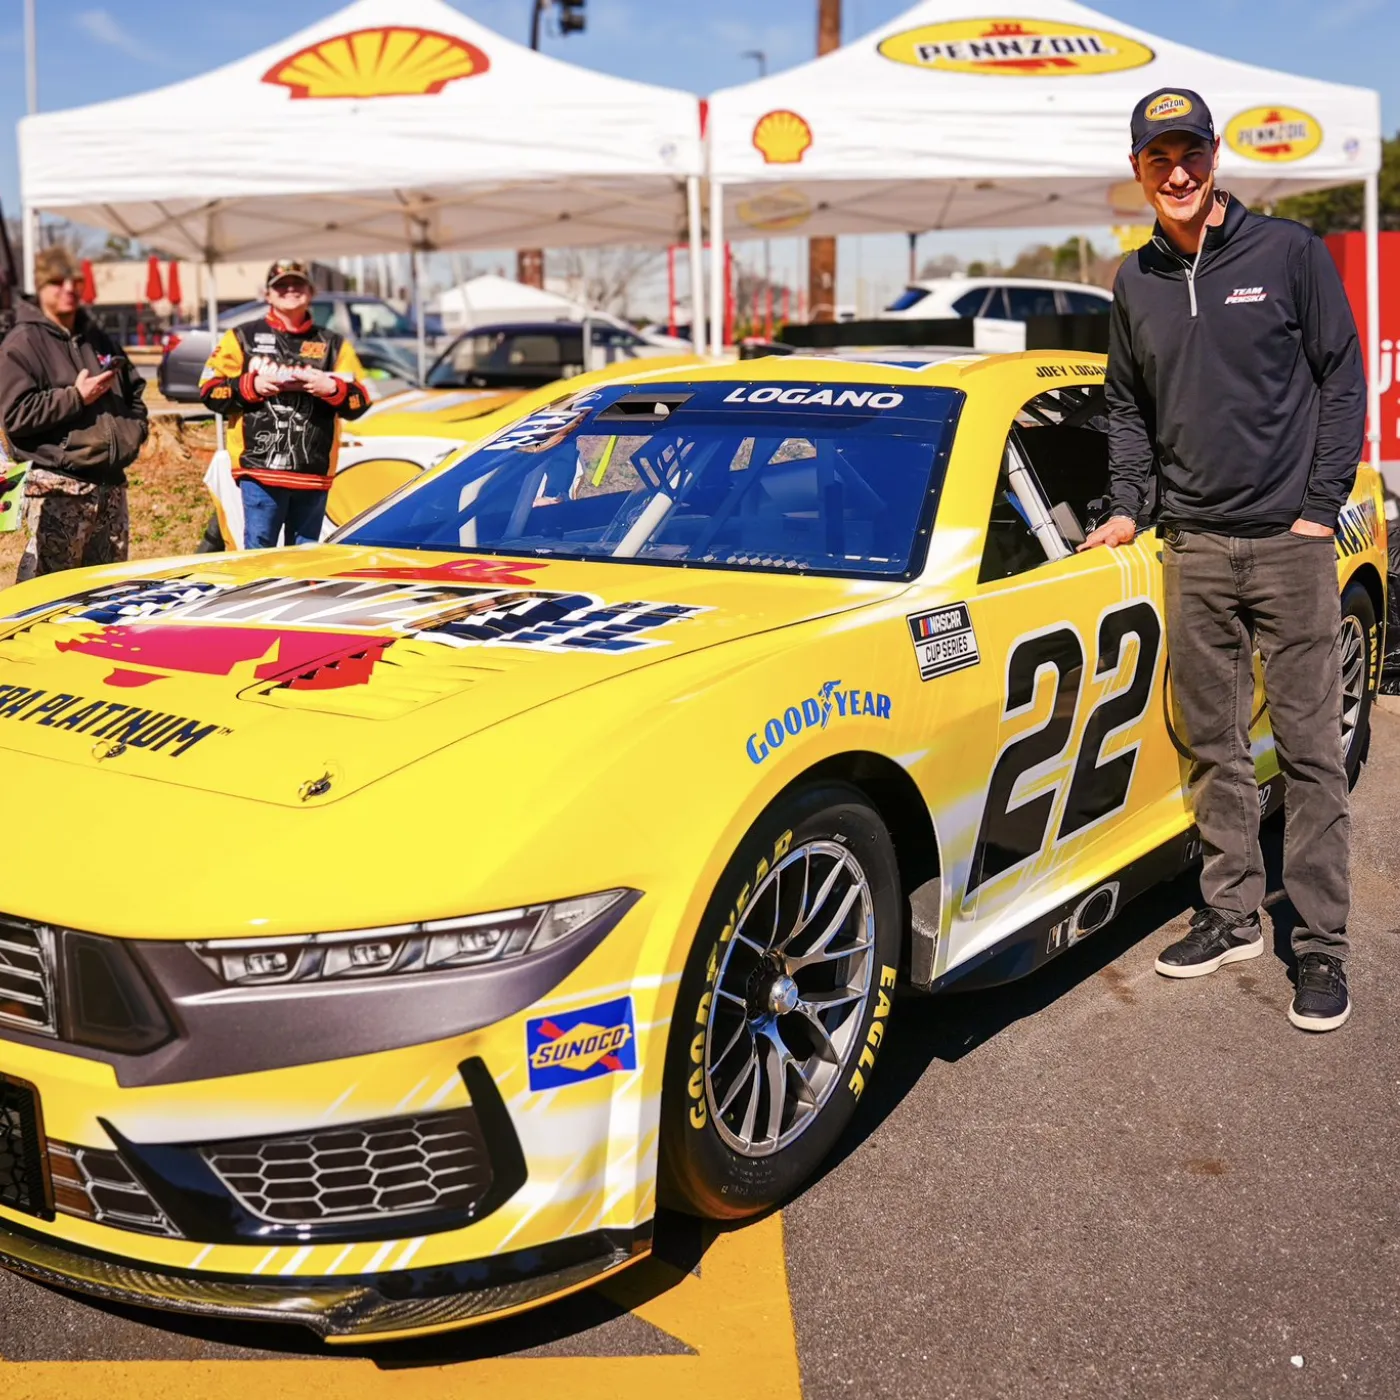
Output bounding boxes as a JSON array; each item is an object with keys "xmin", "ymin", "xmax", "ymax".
[{"xmin": 1, "ymin": 0, "xmax": 1393, "ymax": 311}]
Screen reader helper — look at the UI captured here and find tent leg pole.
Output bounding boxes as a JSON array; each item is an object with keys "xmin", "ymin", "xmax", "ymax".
[
  {"xmin": 412, "ymin": 250, "xmax": 426, "ymax": 384},
  {"xmin": 20, "ymin": 203, "xmax": 35, "ymax": 294},
  {"xmin": 709, "ymin": 181, "xmax": 724, "ymax": 356},
  {"xmin": 687, "ymin": 175, "xmax": 706, "ymax": 356},
  {"xmin": 206, "ymin": 264, "xmax": 225, "ymax": 454},
  {"xmin": 1364, "ymin": 172, "xmax": 1382, "ymax": 474}
]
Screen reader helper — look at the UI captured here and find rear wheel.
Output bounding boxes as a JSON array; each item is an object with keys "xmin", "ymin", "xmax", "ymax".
[{"xmin": 659, "ymin": 783, "xmax": 902, "ymax": 1219}]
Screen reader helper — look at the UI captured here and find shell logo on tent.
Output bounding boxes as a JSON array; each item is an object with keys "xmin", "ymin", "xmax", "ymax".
[
  {"xmin": 1225, "ymin": 106, "xmax": 1323, "ymax": 162},
  {"xmin": 262, "ymin": 27, "xmax": 490, "ymax": 99},
  {"xmin": 753, "ymin": 110, "xmax": 813, "ymax": 164},
  {"xmin": 877, "ymin": 18, "xmax": 1154, "ymax": 76},
  {"xmin": 737, "ymin": 187, "xmax": 813, "ymax": 231}
]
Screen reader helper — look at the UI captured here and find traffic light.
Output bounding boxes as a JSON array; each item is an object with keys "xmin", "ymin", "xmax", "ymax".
[{"xmin": 558, "ymin": 0, "xmax": 586, "ymax": 35}]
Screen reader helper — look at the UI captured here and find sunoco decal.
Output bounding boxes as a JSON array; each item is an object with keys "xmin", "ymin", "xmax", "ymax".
[
  {"xmin": 746, "ymin": 680, "xmax": 892, "ymax": 764},
  {"xmin": 526, "ymin": 997, "xmax": 637, "ymax": 1091},
  {"xmin": 1225, "ymin": 106, "xmax": 1322, "ymax": 163},
  {"xmin": 877, "ymin": 18, "xmax": 1154, "ymax": 77},
  {"xmin": 908, "ymin": 604, "xmax": 980, "ymax": 681}
]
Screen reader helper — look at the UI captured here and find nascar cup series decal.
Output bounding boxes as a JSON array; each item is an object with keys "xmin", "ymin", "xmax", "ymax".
[
  {"xmin": 1225, "ymin": 106, "xmax": 1322, "ymax": 163},
  {"xmin": 908, "ymin": 604, "xmax": 980, "ymax": 681},
  {"xmin": 746, "ymin": 680, "xmax": 892, "ymax": 764},
  {"xmin": 877, "ymin": 18, "xmax": 1154, "ymax": 77},
  {"xmin": 526, "ymin": 997, "xmax": 637, "ymax": 1091}
]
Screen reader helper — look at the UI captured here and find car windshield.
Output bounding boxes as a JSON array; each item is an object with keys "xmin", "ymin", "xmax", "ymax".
[
  {"xmin": 339, "ymin": 380, "xmax": 962, "ymax": 579},
  {"xmin": 427, "ymin": 329, "xmax": 582, "ymax": 388},
  {"xmin": 884, "ymin": 287, "xmax": 930, "ymax": 312}
]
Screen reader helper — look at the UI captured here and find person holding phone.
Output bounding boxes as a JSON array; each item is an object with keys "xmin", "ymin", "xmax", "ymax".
[
  {"xmin": 199, "ymin": 260, "xmax": 370, "ymax": 548},
  {"xmin": 0, "ymin": 247, "xmax": 148, "ymax": 580}
]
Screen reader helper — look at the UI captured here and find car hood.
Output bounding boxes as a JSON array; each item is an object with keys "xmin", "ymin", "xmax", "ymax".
[
  {"xmin": 0, "ymin": 547, "xmax": 907, "ymax": 807},
  {"xmin": 351, "ymin": 387, "xmax": 527, "ymax": 435}
]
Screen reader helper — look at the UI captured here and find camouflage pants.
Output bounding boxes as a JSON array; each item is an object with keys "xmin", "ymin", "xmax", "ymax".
[{"xmin": 16, "ymin": 469, "xmax": 129, "ymax": 582}]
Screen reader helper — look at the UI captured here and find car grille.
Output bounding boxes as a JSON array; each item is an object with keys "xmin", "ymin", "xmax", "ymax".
[
  {"xmin": 0, "ymin": 919, "xmax": 57, "ymax": 1036},
  {"xmin": 201, "ymin": 1110, "xmax": 494, "ymax": 1227},
  {"xmin": 0, "ymin": 1076, "xmax": 51, "ymax": 1217},
  {"xmin": 48, "ymin": 1141, "xmax": 181, "ymax": 1238}
]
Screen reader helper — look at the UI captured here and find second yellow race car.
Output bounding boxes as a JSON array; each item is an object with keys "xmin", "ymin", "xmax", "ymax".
[{"xmin": 0, "ymin": 352, "xmax": 1384, "ymax": 1342}]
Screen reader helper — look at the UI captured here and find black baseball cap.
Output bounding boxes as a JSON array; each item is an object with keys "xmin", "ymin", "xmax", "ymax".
[
  {"xmin": 265, "ymin": 258, "xmax": 313, "ymax": 289},
  {"xmin": 1130, "ymin": 88, "xmax": 1215, "ymax": 156}
]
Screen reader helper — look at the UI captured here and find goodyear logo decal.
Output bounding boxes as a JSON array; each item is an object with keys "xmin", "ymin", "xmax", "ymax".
[
  {"xmin": 526, "ymin": 997, "xmax": 637, "ymax": 1091},
  {"xmin": 877, "ymin": 18, "xmax": 1155, "ymax": 77},
  {"xmin": 1146, "ymin": 93, "xmax": 1193, "ymax": 122},
  {"xmin": 1225, "ymin": 106, "xmax": 1323, "ymax": 163}
]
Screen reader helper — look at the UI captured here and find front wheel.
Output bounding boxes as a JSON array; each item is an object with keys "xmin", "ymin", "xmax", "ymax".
[
  {"xmin": 1339, "ymin": 581, "xmax": 1376, "ymax": 788},
  {"xmin": 659, "ymin": 783, "xmax": 903, "ymax": 1220}
]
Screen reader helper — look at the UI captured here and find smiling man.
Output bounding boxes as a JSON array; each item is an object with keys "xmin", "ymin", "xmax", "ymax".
[{"xmin": 1080, "ymin": 88, "xmax": 1366, "ymax": 1031}]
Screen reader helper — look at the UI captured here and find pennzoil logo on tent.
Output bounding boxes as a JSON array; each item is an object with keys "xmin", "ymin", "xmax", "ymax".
[
  {"xmin": 1225, "ymin": 106, "xmax": 1323, "ymax": 163},
  {"xmin": 737, "ymin": 187, "xmax": 813, "ymax": 231},
  {"xmin": 753, "ymin": 110, "xmax": 813, "ymax": 164},
  {"xmin": 877, "ymin": 18, "xmax": 1154, "ymax": 77},
  {"xmin": 1146, "ymin": 93, "xmax": 1193, "ymax": 122},
  {"xmin": 263, "ymin": 26, "xmax": 491, "ymax": 100}
]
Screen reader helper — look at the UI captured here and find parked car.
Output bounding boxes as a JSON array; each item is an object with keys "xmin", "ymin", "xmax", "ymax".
[
  {"xmin": 425, "ymin": 319, "xmax": 678, "ymax": 392},
  {"xmin": 881, "ymin": 276, "xmax": 1113, "ymax": 321},
  {"xmin": 157, "ymin": 293, "xmax": 431, "ymax": 402}
]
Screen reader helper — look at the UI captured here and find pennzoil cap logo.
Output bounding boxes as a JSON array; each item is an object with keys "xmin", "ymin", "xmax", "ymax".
[
  {"xmin": 1225, "ymin": 106, "xmax": 1323, "ymax": 163},
  {"xmin": 526, "ymin": 997, "xmax": 637, "ymax": 1090},
  {"xmin": 1146, "ymin": 93, "xmax": 1192, "ymax": 121},
  {"xmin": 263, "ymin": 26, "xmax": 490, "ymax": 100},
  {"xmin": 877, "ymin": 18, "xmax": 1155, "ymax": 77}
]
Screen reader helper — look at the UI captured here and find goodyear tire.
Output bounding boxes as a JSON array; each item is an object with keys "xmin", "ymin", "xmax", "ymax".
[
  {"xmin": 659, "ymin": 783, "xmax": 902, "ymax": 1220},
  {"xmin": 1340, "ymin": 581, "xmax": 1377, "ymax": 789}
]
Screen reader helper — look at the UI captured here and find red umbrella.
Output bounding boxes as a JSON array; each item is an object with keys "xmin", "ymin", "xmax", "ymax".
[
  {"xmin": 166, "ymin": 260, "xmax": 182, "ymax": 310},
  {"xmin": 144, "ymin": 255, "xmax": 164, "ymax": 303},
  {"xmin": 79, "ymin": 259, "xmax": 97, "ymax": 305}
]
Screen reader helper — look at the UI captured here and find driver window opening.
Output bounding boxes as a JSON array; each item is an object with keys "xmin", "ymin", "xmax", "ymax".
[{"xmin": 978, "ymin": 385, "xmax": 1113, "ymax": 583}]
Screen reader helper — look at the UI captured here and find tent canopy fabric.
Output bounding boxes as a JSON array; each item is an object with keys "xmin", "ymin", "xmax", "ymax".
[
  {"xmin": 705, "ymin": 0, "xmax": 1382, "ymax": 240},
  {"xmin": 20, "ymin": 0, "xmax": 702, "ymax": 260},
  {"xmin": 433, "ymin": 273, "xmax": 583, "ymax": 331}
]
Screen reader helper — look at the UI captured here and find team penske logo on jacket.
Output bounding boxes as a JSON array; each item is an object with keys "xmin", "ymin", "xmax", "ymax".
[
  {"xmin": 877, "ymin": 19, "xmax": 1154, "ymax": 77},
  {"xmin": 1224, "ymin": 287, "xmax": 1268, "ymax": 305},
  {"xmin": 526, "ymin": 998, "xmax": 637, "ymax": 1090},
  {"xmin": 1225, "ymin": 106, "xmax": 1323, "ymax": 163}
]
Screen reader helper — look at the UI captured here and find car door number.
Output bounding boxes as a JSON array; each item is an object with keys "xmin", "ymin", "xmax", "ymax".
[{"xmin": 969, "ymin": 600, "xmax": 1162, "ymax": 893}]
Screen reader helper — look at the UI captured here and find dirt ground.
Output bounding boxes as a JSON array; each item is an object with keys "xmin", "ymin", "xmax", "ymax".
[{"xmin": 0, "ymin": 417, "xmax": 215, "ymax": 585}]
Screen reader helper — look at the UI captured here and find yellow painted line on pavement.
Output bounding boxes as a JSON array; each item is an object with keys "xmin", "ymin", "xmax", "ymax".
[{"xmin": 0, "ymin": 1212, "xmax": 802, "ymax": 1400}]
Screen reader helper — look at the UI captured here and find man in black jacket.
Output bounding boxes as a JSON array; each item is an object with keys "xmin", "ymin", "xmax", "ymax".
[
  {"xmin": 1082, "ymin": 88, "xmax": 1366, "ymax": 1032},
  {"xmin": 0, "ymin": 247, "xmax": 148, "ymax": 581}
]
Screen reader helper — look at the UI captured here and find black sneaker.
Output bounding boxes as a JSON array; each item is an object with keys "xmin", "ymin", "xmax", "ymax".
[
  {"xmin": 1288, "ymin": 953, "xmax": 1351, "ymax": 1032},
  {"xmin": 1154, "ymin": 908, "xmax": 1264, "ymax": 978}
]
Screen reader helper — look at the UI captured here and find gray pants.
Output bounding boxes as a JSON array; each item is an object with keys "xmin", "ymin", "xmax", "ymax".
[{"xmin": 1162, "ymin": 528, "xmax": 1350, "ymax": 959}]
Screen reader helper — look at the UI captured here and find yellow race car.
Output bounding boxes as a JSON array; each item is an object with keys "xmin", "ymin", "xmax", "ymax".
[{"xmin": 0, "ymin": 353, "xmax": 1384, "ymax": 1343}]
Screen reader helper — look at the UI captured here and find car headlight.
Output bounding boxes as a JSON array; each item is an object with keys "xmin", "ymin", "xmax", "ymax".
[{"xmin": 188, "ymin": 889, "xmax": 635, "ymax": 988}]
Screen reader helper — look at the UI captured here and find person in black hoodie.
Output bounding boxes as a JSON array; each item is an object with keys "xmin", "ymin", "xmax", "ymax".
[
  {"xmin": 0, "ymin": 247, "xmax": 148, "ymax": 581},
  {"xmin": 1082, "ymin": 88, "xmax": 1366, "ymax": 1032}
]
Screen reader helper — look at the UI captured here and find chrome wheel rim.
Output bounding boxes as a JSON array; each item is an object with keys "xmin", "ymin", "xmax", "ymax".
[
  {"xmin": 1340, "ymin": 615, "xmax": 1367, "ymax": 761},
  {"xmin": 703, "ymin": 840, "xmax": 875, "ymax": 1158}
]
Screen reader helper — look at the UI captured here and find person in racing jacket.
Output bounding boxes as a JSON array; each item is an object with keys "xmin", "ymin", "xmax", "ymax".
[{"xmin": 199, "ymin": 259, "xmax": 369, "ymax": 547}]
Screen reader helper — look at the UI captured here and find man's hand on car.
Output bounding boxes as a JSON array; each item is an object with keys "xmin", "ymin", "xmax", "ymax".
[
  {"xmin": 74, "ymin": 367, "xmax": 115, "ymax": 405},
  {"xmin": 1078, "ymin": 515, "xmax": 1138, "ymax": 551}
]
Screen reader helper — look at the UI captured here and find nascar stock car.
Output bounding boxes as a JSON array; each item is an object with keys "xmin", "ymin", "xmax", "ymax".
[{"xmin": 0, "ymin": 353, "xmax": 1385, "ymax": 1341}]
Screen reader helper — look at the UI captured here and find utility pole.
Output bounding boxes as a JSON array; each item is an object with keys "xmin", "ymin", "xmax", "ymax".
[
  {"xmin": 808, "ymin": 0, "xmax": 840, "ymax": 322},
  {"xmin": 519, "ymin": 1, "xmax": 586, "ymax": 289}
]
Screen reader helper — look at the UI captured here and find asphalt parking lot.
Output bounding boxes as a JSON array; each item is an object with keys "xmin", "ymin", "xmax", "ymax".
[{"xmin": 3, "ymin": 711, "xmax": 1398, "ymax": 1400}]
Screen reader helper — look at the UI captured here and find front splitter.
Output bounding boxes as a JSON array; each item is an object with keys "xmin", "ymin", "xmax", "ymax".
[{"xmin": 0, "ymin": 1216, "xmax": 651, "ymax": 1341}]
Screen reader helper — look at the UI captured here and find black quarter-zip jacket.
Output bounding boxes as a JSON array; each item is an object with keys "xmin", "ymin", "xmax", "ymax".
[{"xmin": 1105, "ymin": 193, "xmax": 1365, "ymax": 534}]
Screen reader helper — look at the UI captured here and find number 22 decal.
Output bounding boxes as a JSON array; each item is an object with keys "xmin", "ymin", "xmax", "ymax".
[{"xmin": 968, "ymin": 600, "xmax": 1163, "ymax": 893}]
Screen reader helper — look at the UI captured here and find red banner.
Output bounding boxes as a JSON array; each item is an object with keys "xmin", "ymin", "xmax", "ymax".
[{"xmin": 1326, "ymin": 232, "xmax": 1399, "ymax": 468}]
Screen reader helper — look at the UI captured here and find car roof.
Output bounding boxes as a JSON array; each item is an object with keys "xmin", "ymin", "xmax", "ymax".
[
  {"xmin": 562, "ymin": 349, "xmax": 1106, "ymax": 396},
  {"xmin": 906, "ymin": 276, "xmax": 1112, "ymax": 295}
]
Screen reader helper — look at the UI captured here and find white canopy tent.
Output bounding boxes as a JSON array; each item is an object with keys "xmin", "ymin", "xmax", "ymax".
[
  {"xmin": 705, "ymin": 0, "xmax": 1384, "ymax": 464},
  {"xmin": 433, "ymin": 273, "xmax": 583, "ymax": 332},
  {"xmin": 19, "ymin": 0, "xmax": 710, "ymax": 353}
]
